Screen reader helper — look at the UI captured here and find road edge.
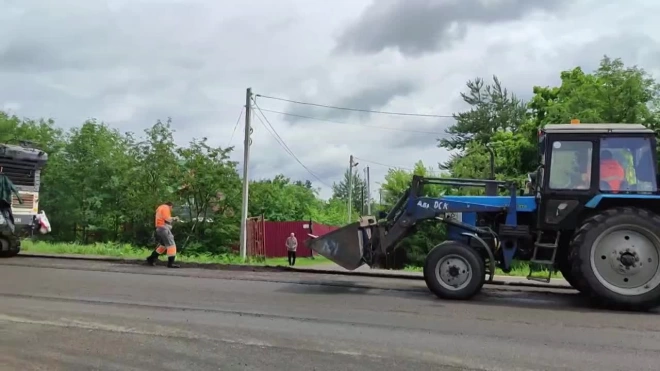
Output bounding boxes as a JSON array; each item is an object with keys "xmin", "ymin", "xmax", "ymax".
[{"xmin": 14, "ymin": 252, "xmax": 572, "ymax": 290}]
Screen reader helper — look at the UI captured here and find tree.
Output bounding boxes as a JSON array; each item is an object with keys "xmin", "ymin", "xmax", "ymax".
[
  {"xmin": 529, "ymin": 55, "xmax": 660, "ymax": 128},
  {"xmin": 331, "ymin": 168, "xmax": 368, "ymax": 215},
  {"xmin": 174, "ymin": 137, "xmax": 242, "ymax": 253},
  {"xmin": 440, "ymin": 76, "xmax": 528, "ymax": 151},
  {"xmin": 249, "ymin": 175, "xmax": 321, "ymax": 221},
  {"xmin": 439, "ymin": 76, "xmax": 530, "ymax": 178},
  {"xmin": 311, "ymin": 197, "xmax": 358, "ymax": 226}
]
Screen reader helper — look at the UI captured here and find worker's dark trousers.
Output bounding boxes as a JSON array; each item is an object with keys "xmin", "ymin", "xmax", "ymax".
[{"xmin": 287, "ymin": 251, "xmax": 296, "ymax": 266}]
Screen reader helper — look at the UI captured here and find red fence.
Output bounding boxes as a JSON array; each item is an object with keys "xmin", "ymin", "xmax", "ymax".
[
  {"xmin": 262, "ymin": 220, "xmax": 338, "ymax": 258},
  {"xmin": 246, "ymin": 216, "xmax": 266, "ymax": 257}
]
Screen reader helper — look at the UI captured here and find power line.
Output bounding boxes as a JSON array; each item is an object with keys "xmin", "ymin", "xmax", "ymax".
[
  {"xmin": 255, "ymin": 94, "xmax": 455, "ymax": 119},
  {"xmin": 257, "ymin": 108, "xmax": 445, "ymax": 135},
  {"xmin": 354, "ymin": 157, "xmax": 415, "ymax": 171},
  {"xmin": 355, "ymin": 156, "xmax": 440, "ymax": 175},
  {"xmin": 227, "ymin": 107, "xmax": 244, "ymax": 147},
  {"xmin": 251, "ymin": 99, "xmax": 332, "ymax": 188}
]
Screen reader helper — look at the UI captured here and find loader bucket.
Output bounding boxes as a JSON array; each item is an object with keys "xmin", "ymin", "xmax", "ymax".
[{"xmin": 305, "ymin": 222, "xmax": 366, "ymax": 271}]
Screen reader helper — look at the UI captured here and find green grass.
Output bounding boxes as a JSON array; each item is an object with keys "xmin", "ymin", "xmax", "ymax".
[
  {"xmin": 404, "ymin": 259, "xmax": 564, "ymax": 279},
  {"xmin": 20, "ymin": 240, "xmax": 332, "ymax": 267}
]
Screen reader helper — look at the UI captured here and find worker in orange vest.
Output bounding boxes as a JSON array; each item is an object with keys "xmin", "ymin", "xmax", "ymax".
[
  {"xmin": 145, "ymin": 201, "xmax": 180, "ymax": 268},
  {"xmin": 600, "ymin": 150, "xmax": 626, "ymax": 192}
]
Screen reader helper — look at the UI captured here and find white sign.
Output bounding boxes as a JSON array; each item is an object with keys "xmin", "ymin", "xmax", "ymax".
[{"xmin": 417, "ymin": 200, "xmax": 449, "ymax": 210}]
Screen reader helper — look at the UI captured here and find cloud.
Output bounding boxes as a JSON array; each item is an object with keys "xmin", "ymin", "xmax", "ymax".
[
  {"xmin": 1, "ymin": 0, "xmax": 660, "ymax": 201},
  {"xmin": 334, "ymin": 0, "xmax": 570, "ymax": 57},
  {"xmin": 280, "ymin": 78, "xmax": 419, "ymax": 123}
]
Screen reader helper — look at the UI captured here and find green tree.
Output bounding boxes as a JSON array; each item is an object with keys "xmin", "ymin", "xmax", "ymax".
[
  {"xmin": 440, "ymin": 76, "xmax": 528, "ymax": 151},
  {"xmin": 311, "ymin": 197, "xmax": 357, "ymax": 226},
  {"xmin": 331, "ymin": 168, "xmax": 368, "ymax": 215},
  {"xmin": 42, "ymin": 120, "xmax": 131, "ymax": 243},
  {"xmin": 529, "ymin": 55, "xmax": 660, "ymax": 128},
  {"xmin": 174, "ymin": 137, "xmax": 242, "ymax": 253},
  {"xmin": 249, "ymin": 175, "xmax": 322, "ymax": 221},
  {"xmin": 439, "ymin": 76, "xmax": 531, "ymax": 179}
]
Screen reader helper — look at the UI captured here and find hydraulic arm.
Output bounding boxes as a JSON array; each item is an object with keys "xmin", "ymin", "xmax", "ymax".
[{"xmin": 306, "ymin": 175, "xmax": 521, "ymax": 279}]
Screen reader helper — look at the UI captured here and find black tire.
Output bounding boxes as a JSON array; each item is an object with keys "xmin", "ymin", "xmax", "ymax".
[
  {"xmin": 570, "ymin": 207, "xmax": 660, "ymax": 311},
  {"xmin": 0, "ymin": 242, "xmax": 19, "ymax": 258},
  {"xmin": 556, "ymin": 251, "xmax": 589, "ymax": 294},
  {"xmin": 423, "ymin": 240, "xmax": 486, "ymax": 300}
]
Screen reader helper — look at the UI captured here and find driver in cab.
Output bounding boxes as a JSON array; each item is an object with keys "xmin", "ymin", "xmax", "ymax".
[{"xmin": 575, "ymin": 149, "xmax": 625, "ymax": 191}]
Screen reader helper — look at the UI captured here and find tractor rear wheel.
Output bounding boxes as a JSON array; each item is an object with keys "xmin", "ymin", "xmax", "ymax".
[
  {"xmin": 424, "ymin": 240, "xmax": 486, "ymax": 300},
  {"xmin": 570, "ymin": 207, "xmax": 660, "ymax": 310},
  {"xmin": 557, "ymin": 251, "xmax": 589, "ymax": 294}
]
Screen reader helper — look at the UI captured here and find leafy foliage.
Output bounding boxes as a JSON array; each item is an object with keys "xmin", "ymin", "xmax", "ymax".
[{"xmin": 0, "ymin": 114, "xmax": 351, "ymax": 255}]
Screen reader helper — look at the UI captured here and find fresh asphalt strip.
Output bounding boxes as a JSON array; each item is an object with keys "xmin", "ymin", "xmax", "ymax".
[{"xmin": 14, "ymin": 252, "xmax": 572, "ymax": 290}]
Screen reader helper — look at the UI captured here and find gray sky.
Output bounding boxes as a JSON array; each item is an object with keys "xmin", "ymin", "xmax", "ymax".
[{"xmin": 1, "ymin": 0, "xmax": 659, "ymax": 199}]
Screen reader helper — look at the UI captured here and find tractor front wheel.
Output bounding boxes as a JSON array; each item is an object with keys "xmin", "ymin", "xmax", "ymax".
[
  {"xmin": 570, "ymin": 207, "xmax": 660, "ymax": 310},
  {"xmin": 424, "ymin": 240, "xmax": 486, "ymax": 300}
]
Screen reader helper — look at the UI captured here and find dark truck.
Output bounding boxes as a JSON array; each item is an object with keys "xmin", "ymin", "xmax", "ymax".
[{"xmin": 0, "ymin": 142, "xmax": 49, "ymax": 257}]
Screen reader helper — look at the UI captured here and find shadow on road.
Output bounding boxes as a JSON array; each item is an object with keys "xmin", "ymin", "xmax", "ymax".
[
  {"xmin": 274, "ymin": 279, "xmax": 432, "ymax": 300},
  {"xmin": 277, "ymin": 279, "xmax": 660, "ymax": 315}
]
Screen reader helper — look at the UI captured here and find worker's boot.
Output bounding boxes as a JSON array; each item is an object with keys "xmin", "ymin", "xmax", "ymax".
[
  {"xmin": 167, "ymin": 256, "xmax": 180, "ymax": 268},
  {"xmin": 145, "ymin": 251, "xmax": 159, "ymax": 266}
]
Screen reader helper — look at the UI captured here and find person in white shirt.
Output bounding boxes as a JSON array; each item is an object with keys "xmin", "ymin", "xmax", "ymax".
[{"xmin": 286, "ymin": 232, "xmax": 298, "ymax": 266}]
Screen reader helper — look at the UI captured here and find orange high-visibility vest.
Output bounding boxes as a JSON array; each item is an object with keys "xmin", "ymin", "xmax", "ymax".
[
  {"xmin": 601, "ymin": 159, "xmax": 625, "ymax": 191},
  {"xmin": 155, "ymin": 204, "xmax": 172, "ymax": 228}
]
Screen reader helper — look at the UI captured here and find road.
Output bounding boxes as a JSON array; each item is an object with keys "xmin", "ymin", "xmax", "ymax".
[{"xmin": 0, "ymin": 257, "xmax": 658, "ymax": 371}]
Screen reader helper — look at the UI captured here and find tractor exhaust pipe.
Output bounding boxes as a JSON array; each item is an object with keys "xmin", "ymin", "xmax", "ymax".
[{"xmin": 486, "ymin": 144, "xmax": 495, "ymax": 180}]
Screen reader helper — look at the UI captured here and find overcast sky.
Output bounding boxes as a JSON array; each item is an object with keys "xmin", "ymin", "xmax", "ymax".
[{"xmin": 1, "ymin": 0, "xmax": 659, "ymax": 199}]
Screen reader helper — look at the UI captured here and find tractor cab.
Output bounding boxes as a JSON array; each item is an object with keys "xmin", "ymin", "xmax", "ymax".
[{"xmin": 535, "ymin": 122, "xmax": 658, "ymax": 230}]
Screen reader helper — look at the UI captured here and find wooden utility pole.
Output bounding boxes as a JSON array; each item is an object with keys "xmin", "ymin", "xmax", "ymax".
[
  {"xmin": 366, "ymin": 166, "xmax": 371, "ymax": 215},
  {"xmin": 347, "ymin": 155, "xmax": 353, "ymax": 223},
  {"xmin": 347, "ymin": 155, "xmax": 358, "ymax": 223}
]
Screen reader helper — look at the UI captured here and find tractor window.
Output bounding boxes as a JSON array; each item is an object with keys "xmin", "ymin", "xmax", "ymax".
[
  {"xmin": 600, "ymin": 137, "xmax": 657, "ymax": 192},
  {"xmin": 549, "ymin": 141, "xmax": 593, "ymax": 190}
]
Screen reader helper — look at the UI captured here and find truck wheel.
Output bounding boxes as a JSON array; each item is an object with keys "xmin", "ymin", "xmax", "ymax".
[
  {"xmin": 0, "ymin": 238, "xmax": 19, "ymax": 258},
  {"xmin": 423, "ymin": 240, "xmax": 486, "ymax": 300},
  {"xmin": 570, "ymin": 207, "xmax": 660, "ymax": 310}
]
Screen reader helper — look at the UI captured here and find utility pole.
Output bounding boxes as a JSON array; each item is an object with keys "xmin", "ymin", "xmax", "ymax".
[
  {"xmin": 239, "ymin": 88, "xmax": 252, "ymax": 260},
  {"xmin": 366, "ymin": 166, "xmax": 371, "ymax": 215},
  {"xmin": 347, "ymin": 155, "xmax": 353, "ymax": 223},
  {"xmin": 360, "ymin": 176, "xmax": 365, "ymax": 216},
  {"xmin": 347, "ymin": 155, "xmax": 358, "ymax": 223}
]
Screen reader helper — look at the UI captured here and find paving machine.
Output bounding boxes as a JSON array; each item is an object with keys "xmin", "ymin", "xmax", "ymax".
[{"xmin": 307, "ymin": 123, "xmax": 660, "ymax": 310}]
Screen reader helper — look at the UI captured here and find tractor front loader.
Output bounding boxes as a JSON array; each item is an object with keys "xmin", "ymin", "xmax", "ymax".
[{"xmin": 306, "ymin": 123, "xmax": 660, "ymax": 311}]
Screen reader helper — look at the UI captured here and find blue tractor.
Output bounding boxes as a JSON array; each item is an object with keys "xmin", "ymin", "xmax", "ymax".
[{"xmin": 307, "ymin": 123, "xmax": 660, "ymax": 310}]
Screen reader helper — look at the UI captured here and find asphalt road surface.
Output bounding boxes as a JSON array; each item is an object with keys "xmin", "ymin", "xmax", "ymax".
[{"xmin": 0, "ymin": 257, "xmax": 658, "ymax": 371}]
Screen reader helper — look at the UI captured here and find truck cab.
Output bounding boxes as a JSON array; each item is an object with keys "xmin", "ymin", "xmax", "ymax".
[
  {"xmin": 0, "ymin": 142, "xmax": 48, "ymax": 230},
  {"xmin": 535, "ymin": 123, "xmax": 658, "ymax": 231}
]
